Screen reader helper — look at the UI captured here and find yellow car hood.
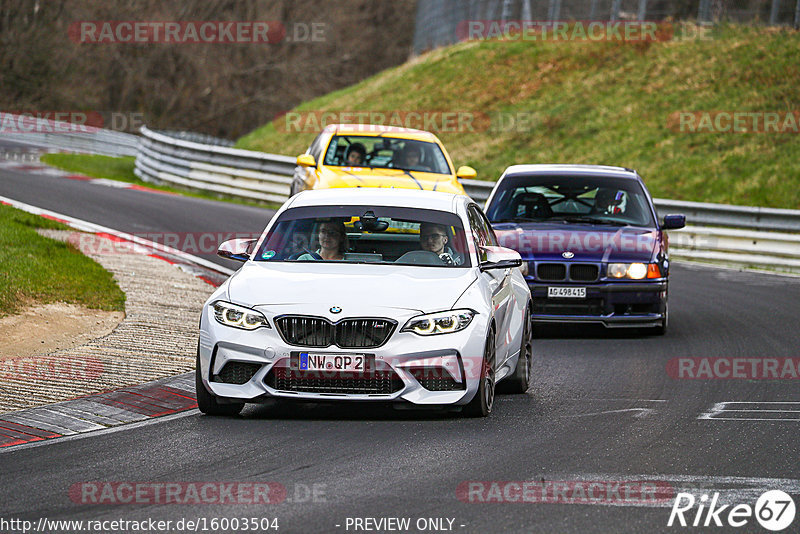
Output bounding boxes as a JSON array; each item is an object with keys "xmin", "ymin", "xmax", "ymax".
[{"xmin": 319, "ymin": 166, "xmax": 465, "ymax": 194}]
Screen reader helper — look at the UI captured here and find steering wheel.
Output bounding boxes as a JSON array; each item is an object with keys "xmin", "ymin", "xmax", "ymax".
[{"xmin": 288, "ymin": 249, "xmax": 323, "ymax": 260}]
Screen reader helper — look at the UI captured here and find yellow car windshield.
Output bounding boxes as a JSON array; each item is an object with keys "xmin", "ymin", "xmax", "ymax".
[{"xmin": 322, "ymin": 135, "xmax": 451, "ymax": 175}]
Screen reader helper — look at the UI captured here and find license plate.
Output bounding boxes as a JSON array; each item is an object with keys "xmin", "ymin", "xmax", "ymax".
[
  {"xmin": 548, "ymin": 286, "xmax": 586, "ymax": 298},
  {"xmin": 297, "ymin": 353, "xmax": 370, "ymax": 372}
]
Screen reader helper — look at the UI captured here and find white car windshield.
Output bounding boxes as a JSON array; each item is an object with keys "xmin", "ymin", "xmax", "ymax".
[{"xmin": 255, "ymin": 206, "xmax": 471, "ymax": 267}]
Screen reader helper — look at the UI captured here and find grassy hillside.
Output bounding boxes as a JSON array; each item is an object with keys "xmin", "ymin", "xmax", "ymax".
[{"xmin": 236, "ymin": 25, "xmax": 800, "ymax": 209}]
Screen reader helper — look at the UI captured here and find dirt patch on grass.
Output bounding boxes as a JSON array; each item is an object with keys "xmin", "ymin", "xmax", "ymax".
[{"xmin": 0, "ymin": 303, "xmax": 124, "ymax": 360}]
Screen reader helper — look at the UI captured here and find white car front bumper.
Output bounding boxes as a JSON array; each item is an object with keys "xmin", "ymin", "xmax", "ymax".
[{"xmin": 198, "ymin": 304, "xmax": 490, "ymax": 406}]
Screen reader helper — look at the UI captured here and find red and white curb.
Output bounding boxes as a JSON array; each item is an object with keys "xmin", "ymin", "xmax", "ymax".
[
  {"xmin": 0, "ymin": 374, "xmax": 196, "ymax": 449},
  {"xmin": 0, "ymin": 195, "xmax": 240, "ymax": 449}
]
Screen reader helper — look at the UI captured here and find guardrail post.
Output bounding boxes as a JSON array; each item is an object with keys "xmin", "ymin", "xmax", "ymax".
[
  {"xmin": 770, "ymin": 0, "xmax": 781, "ymax": 24},
  {"xmin": 522, "ymin": 0, "xmax": 532, "ymax": 21},
  {"xmin": 610, "ymin": 0, "xmax": 622, "ymax": 21},
  {"xmin": 698, "ymin": 0, "xmax": 711, "ymax": 22},
  {"xmin": 500, "ymin": 0, "xmax": 513, "ymax": 22},
  {"xmin": 547, "ymin": 0, "xmax": 562, "ymax": 21},
  {"xmin": 638, "ymin": 0, "xmax": 648, "ymax": 20},
  {"xmin": 795, "ymin": 0, "xmax": 800, "ymax": 27}
]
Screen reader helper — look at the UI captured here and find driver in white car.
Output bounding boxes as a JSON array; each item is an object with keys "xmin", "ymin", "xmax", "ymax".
[{"xmin": 419, "ymin": 222, "xmax": 461, "ymax": 265}]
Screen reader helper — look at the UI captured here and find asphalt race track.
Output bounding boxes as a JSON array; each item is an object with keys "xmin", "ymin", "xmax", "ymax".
[
  {"xmin": 0, "ymin": 139, "xmax": 274, "ymax": 271},
  {"xmin": 1, "ymin": 155, "xmax": 799, "ymax": 533}
]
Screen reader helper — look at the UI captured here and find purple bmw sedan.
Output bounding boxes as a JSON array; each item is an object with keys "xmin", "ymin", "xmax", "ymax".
[{"xmin": 485, "ymin": 165, "xmax": 685, "ymax": 335}]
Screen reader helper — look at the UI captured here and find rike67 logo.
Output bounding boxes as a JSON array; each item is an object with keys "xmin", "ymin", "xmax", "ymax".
[{"xmin": 668, "ymin": 490, "xmax": 796, "ymax": 531}]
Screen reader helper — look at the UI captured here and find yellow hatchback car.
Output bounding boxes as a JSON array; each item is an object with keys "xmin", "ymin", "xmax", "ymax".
[{"xmin": 290, "ymin": 124, "xmax": 476, "ymax": 196}]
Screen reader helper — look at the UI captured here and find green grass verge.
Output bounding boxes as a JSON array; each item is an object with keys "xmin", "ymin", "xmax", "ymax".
[
  {"xmin": 236, "ymin": 24, "xmax": 800, "ymax": 209},
  {"xmin": 39, "ymin": 153, "xmax": 138, "ymax": 182},
  {"xmin": 0, "ymin": 204, "xmax": 126, "ymax": 317},
  {"xmin": 39, "ymin": 153, "xmax": 280, "ymax": 210}
]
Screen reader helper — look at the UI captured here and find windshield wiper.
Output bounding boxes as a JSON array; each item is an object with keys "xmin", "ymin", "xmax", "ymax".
[
  {"xmin": 548, "ymin": 215, "xmax": 629, "ymax": 226},
  {"xmin": 491, "ymin": 217, "xmax": 542, "ymax": 223}
]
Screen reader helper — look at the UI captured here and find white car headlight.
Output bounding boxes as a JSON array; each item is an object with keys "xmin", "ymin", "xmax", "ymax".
[
  {"xmin": 402, "ymin": 309, "xmax": 476, "ymax": 336},
  {"xmin": 607, "ymin": 262, "xmax": 660, "ymax": 280},
  {"xmin": 212, "ymin": 301, "xmax": 270, "ymax": 330},
  {"xmin": 626, "ymin": 263, "xmax": 648, "ymax": 279}
]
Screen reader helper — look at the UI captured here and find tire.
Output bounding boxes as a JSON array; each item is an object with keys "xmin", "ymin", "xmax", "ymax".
[
  {"xmin": 195, "ymin": 352, "xmax": 244, "ymax": 416},
  {"xmin": 500, "ymin": 307, "xmax": 532, "ymax": 394},
  {"xmin": 463, "ymin": 332, "xmax": 496, "ymax": 418}
]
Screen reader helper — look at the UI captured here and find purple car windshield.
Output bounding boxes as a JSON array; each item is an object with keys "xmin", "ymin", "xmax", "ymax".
[{"xmin": 487, "ymin": 175, "xmax": 656, "ymax": 227}]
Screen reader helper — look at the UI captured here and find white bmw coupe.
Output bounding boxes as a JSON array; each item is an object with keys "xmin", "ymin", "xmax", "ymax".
[{"xmin": 197, "ymin": 188, "xmax": 532, "ymax": 417}]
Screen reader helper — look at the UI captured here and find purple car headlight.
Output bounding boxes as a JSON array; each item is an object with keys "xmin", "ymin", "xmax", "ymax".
[{"xmin": 608, "ymin": 263, "xmax": 662, "ymax": 279}]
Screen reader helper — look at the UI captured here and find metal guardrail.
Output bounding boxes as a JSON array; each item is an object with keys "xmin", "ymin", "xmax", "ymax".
[
  {"xmin": 134, "ymin": 126, "xmax": 295, "ymax": 203},
  {"xmin": 462, "ymin": 179, "xmax": 800, "ymax": 272},
  {"xmin": 650, "ymin": 199, "xmax": 800, "ymax": 233},
  {"xmin": 667, "ymin": 225, "xmax": 800, "ymax": 272},
  {"xmin": 134, "ymin": 127, "xmax": 800, "ymax": 273},
  {"xmin": 0, "ymin": 113, "xmax": 140, "ymax": 157},
  {"xmin": 462, "ymin": 179, "xmax": 800, "ymax": 233},
  {"xmin": 154, "ymin": 130, "xmax": 235, "ymax": 147}
]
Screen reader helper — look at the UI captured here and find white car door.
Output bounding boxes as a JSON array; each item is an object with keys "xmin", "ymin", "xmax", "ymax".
[{"xmin": 468, "ymin": 206, "xmax": 514, "ymax": 363}]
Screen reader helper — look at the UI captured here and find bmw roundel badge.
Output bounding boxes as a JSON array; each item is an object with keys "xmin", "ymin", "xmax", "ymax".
[
  {"xmin": 330, "ymin": 306, "xmax": 342, "ymax": 314},
  {"xmin": 562, "ymin": 251, "xmax": 575, "ymax": 259}
]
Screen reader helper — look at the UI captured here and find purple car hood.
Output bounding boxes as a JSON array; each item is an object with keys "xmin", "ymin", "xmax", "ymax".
[{"xmin": 492, "ymin": 222, "xmax": 659, "ymax": 263}]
